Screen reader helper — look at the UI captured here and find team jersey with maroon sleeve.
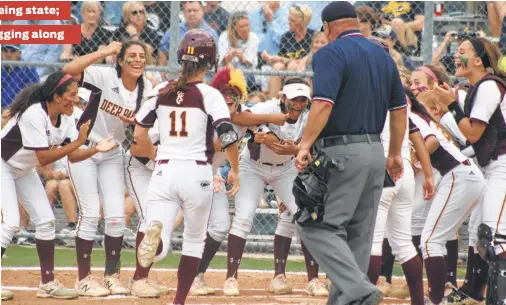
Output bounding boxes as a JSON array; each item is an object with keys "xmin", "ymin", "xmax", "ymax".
[
  {"xmin": 77, "ymin": 66, "xmax": 152, "ymax": 144},
  {"xmin": 409, "ymin": 112, "xmax": 468, "ymax": 176},
  {"xmin": 135, "ymin": 81, "xmax": 231, "ymax": 163},
  {"xmin": 1, "ymin": 102, "xmax": 78, "ymax": 175}
]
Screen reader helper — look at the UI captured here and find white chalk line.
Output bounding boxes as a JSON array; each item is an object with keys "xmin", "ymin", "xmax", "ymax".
[{"xmin": 1, "ymin": 266, "xmax": 420, "ymax": 280}]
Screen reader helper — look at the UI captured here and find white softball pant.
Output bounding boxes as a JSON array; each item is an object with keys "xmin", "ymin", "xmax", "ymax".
[
  {"xmin": 229, "ymin": 158, "xmax": 298, "ymax": 239},
  {"xmin": 124, "ymin": 155, "xmax": 152, "ymax": 233},
  {"xmin": 372, "ymin": 159, "xmax": 418, "ymax": 264},
  {"xmin": 67, "ymin": 146, "xmax": 125, "ymax": 241},
  {"xmin": 145, "ymin": 160, "xmax": 213, "ymax": 260},
  {"xmin": 207, "ymin": 179, "xmax": 231, "ymax": 243},
  {"xmin": 482, "ymin": 154, "xmax": 506, "ymax": 255},
  {"xmin": 411, "ymin": 170, "xmax": 442, "ymax": 236},
  {"xmin": 1, "ymin": 160, "xmax": 55, "ymax": 249},
  {"xmin": 421, "ymin": 162, "xmax": 485, "ymax": 259}
]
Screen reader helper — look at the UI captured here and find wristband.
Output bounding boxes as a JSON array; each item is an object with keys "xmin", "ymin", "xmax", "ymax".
[{"xmin": 447, "ymin": 101, "xmax": 467, "ymax": 124}]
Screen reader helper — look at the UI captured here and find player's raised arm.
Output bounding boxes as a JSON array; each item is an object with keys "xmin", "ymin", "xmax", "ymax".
[{"xmin": 63, "ymin": 42, "xmax": 122, "ymax": 83}]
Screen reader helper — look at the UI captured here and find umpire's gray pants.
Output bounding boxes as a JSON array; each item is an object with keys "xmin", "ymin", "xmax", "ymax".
[{"xmin": 297, "ymin": 142, "xmax": 385, "ymax": 305}]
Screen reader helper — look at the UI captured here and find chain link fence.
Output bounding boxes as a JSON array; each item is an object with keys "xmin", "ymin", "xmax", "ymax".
[{"xmin": 4, "ymin": 0, "xmax": 502, "ymax": 257}]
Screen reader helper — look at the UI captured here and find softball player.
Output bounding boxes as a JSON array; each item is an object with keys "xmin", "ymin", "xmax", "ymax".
[
  {"xmin": 132, "ymin": 29, "xmax": 240, "ymax": 305},
  {"xmin": 408, "ymin": 90, "xmax": 485, "ymax": 305},
  {"xmin": 62, "ymin": 40, "xmax": 153, "ymax": 296},
  {"xmin": 368, "ymin": 98, "xmax": 435, "ymax": 305},
  {"xmin": 222, "ymin": 78, "xmax": 328, "ymax": 297},
  {"xmin": 435, "ymin": 37, "xmax": 506, "ymax": 305},
  {"xmin": 1, "ymin": 71, "xmax": 116, "ymax": 299}
]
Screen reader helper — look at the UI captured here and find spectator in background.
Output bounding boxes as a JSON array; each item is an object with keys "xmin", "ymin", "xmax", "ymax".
[
  {"xmin": 103, "ymin": 1, "xmax": 126, "ymax": 26},
  {"xmin": 144, "ymin": 1, "xmax": 172, "ymax": 35},
  {"xmin": 1, "ymin": 45, "xmax": 39, "ymax": 108},
  {"xmin": 12, "ymin": 20, "xmax": 63, "ymax": 78},
  {"xmin": 113, "ymin": 2, "xmax": 160, "ymax": 60},
  {"xmin": 261, "ymin": 4, "xmax": 313, "ymax": 98},
  {"xmin": 60, "ymin": 1, "xmax": 111, "ymax": 62},
  {"xmin": 218, "ymin": 11, "xmax": 260, "ymax": 89},
  {"xmin": 356, "ymin": 5, "xmax": 381, "ymax": 37},
  {"xmin": 249, "ymin": 1, "xmax": 289, "ymax": 66},
  {"xmin": 288, "ymin": 1, "xmax": 330, "ymax": 32},
  {"xmin": 205, "ymin": 1, "xmax": 230, "ymax": 36},
  {"xmin": 247, "ymin": 91, "xmax": 267, "ymax": 106},
  {"xmin": 159, "ymin": 1, "xmax": 218, "ymax": 64},
  {"xmin": 373, "ymin": 25, "xmax": 415, "ymax": 71},
  {"xmin": 488, "ymin": 1, "xmax": 506, "ymax": 53}
]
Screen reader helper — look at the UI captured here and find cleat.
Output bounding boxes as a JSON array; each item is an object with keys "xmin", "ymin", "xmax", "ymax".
[
  {"xmin": 444, "ymin": 282, "xmax": 458, "ymax": 297},
  {"xmin": 129, "ymin": 278, "xmax": 160, "ymax": 298},
  {"xmin": 446, "ymin": 289, "xmax": 483, "ymax": 305},
  {"xmin": 306, "ymin": 278, "xmax": 329, "ymax": 296},
  {"xmin": 138, "ymin": 221, "xmax": 163, "ymax": 268},
  {"xmin": 37, "ymin": 279, "xmax": 78, "ymax": 299},
  {"xmin": 389, "ymin": 283, "xmax": 410, "ymax": 299},
  {"xmin": 148, "ymin": 280, "xmax": 170, "ymax": 296},
  {"xmin": 376, "ymin": 276, "xmax": 392, "ymax": 296},
  {"xmin": 1, "ymin": 289, "xmax": 13, "ymax": 301},
  {"xmin": 267, "ymin": 274, "xmax": 292, "ymax": 294},
  {"xmin": 223, "ymin": 277, "xmax": 240, "ymax": 296},
  {"xmin": 76, "ymin": 275, "xmax": 110, "ymax": 297},
  {"xmin": 190, "ymin": 273, "xmax": 215, "ymax": 295},
  {"xmin": 104, "ymin": 274, "xmax": 129, "ymax": 295}
]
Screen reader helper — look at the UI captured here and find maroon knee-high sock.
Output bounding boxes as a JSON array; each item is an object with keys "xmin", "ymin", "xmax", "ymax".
[
  {"xmin": 273, "ymin": 235, "xmax": 292, "ymax": 276},
  {"xmin": 445, "ymin": 239, "xmax": 459, "ymax": 286},
  {"xmin": 425, "ymin": 256, "xmax": 447, "ymax": 304},
  {"xmin": 412, "ymin": 235, "xmax": 423, "ymax": 269},
  {"xmin": 226, "ymin": 234, "xmax": 246, "ymax": 279},
  {"xmin": 468, "ymin": 253, "xmax": 488, "ymax": 301},
  {"xmin": 381, "ymin": 238, "xmax": 395, "ymax": 284},
  {"xmin": 197, "ymin": 233, "xmax": 222, "ymax": 274},
  {"xmin": 301, "ymin": 241, "xmax": 319, "ymax": 281},
  {"xmin": 104, "ymin": 234, "xmax": 123, "ymax": 276},
  {"xmin": 76, "ymin": 237, "xmax": 94, "ymax": 281},
  {"xmin": 460, "ymin": 246, "xmax": 474, "ymax": 294},
  {"xmin": 402, "ymin": 256, "xmax": 424, "ymax": 305},
  {"xmin": 173, "ymin": 256, "xmax": 200, "ymax": 305},
  {"xmin": 36, "ymin": 239, "xmax": 55, "ymax": 284},
  {"xmin": 367, "ymin": 255, "xmax": 382, "ymax": 285}
]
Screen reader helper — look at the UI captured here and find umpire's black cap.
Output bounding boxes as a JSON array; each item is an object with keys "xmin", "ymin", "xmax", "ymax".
[{"xmin": 321, "ymin": 1, "xmax": 357, "ymax": 31}]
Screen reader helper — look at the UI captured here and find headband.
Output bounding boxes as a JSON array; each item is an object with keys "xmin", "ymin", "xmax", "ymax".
[
  {"xmin": 50, "ymin": 74, "xmax": 73, "ymax": 95},
  {"xmin": 416, "ymin": 66, "xmax": 438, "ymax": 84},
  {"xmin": 469, "ymin": 38, "xmax": 491, "ymax": 69}
]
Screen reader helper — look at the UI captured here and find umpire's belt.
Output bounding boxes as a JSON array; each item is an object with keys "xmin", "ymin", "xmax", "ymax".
[{"xmin": 319, "ymin": 134, "xmax": 381, "ymax": 148}]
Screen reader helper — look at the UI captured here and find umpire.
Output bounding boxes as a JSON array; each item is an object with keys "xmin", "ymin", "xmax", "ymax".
[{"xmin": 295, "ymin": 2, "xmax": 407, "ymax": 305}]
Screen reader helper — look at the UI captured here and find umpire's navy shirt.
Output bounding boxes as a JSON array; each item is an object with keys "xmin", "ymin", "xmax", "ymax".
[{"xmin": 312, "ymin": 30, "xmax": 406, "ymax": 138}]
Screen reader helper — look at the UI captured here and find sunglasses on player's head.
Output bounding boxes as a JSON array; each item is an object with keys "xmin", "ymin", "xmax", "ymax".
[{"xmin": 131, "ymin": 9, "xmax": 145, "ymax": 16}]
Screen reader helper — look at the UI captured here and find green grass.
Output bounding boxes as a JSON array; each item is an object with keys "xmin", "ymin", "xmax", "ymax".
[{"xmin": 2, "ymin": 245, "xmax": 466, "ymax": 278}]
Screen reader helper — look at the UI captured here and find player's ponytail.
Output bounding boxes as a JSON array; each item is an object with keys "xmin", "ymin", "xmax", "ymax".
[
  {"xmin": 158, "ymin": 61, "xmax": 204, "ymax": 97},
  {"xmin": 8, "ymin": 71, "xmax": 76, "ymax": 120}
]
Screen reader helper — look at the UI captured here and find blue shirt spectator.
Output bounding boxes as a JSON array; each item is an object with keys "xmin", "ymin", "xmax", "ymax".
[
  {"xmin": 1, "ymin": 45, "xmax": 40, "ymax": 108},
  {"xmin": 312, "ymin": 29, "xmax": 406, "ymax": 137},
  {"xmin": 103, "ymin": 1, "xmax": 125, "ymax": 25},
  {"xmin": 287, "ymin": 1, "xmax": 331, "ymax": 31},
  {"xmin": 249, "ymin": 3, "xmax": 289, "ymax": 56},
  {"xmin": 12, "ymin": 20, "xmax": 64, "ymax": 77},
  {"xmin": 159, "ymin": 1, "xmax": 218, "ymax": 55}
]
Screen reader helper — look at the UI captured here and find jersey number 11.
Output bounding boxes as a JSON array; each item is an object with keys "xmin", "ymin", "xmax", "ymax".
[{"xmin": 169, "ymin": 110, "xmax": 188, "ymax": 137}]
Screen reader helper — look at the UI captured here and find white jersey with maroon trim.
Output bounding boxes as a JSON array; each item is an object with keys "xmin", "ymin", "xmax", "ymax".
[
  {"xmin": 212, "ymin": 104, "xmax": 249, "ymax": 173},
  {"xmin": 135, "ymin": 81, "xmax": 231, "ymax": 163},
  {"xmin": 126, "ymin": 120, "xmax": 160, "ymax": 171},
  {"xmin": 1, "ymin": 102, "xmax": 78, "ymax": 175},
  {"xmin": 409, "ymin": 112, "xmax": 468, "ymax": 176},
  {"xmin": 381, "ymin": 108, "xmax": 411, "ymax": 160},
  {"xmin": 78, "ymin": 66, "xmax": 152, "ymax": 144},
  {"xmin": 242, "ymin": 99, "xmax": 308, "ymax": 164}
]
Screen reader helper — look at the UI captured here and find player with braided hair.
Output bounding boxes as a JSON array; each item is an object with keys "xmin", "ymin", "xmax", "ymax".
[{"xmin": 62, "ymin": 40, "xmax": 152, "ymax": 297}]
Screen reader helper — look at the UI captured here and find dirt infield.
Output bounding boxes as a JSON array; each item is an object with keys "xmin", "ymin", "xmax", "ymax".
[{"xmin": 1, "ymin": 268, "xmax": 436, "ymax": 305}]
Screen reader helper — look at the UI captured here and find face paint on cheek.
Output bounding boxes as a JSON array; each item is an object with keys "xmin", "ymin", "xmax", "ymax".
[
  {"xmin": 125, "ymin": 58, "xmax": 135, "ymax": 65},
  {"xmin": 459, "ymin": 56, "xmax": 468, "ymax": 68}
]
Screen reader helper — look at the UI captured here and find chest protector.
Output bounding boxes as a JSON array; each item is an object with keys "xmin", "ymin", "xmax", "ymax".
[{"xmin": 463, "ymin": 74, "xmax": 506, "ymax": 167}]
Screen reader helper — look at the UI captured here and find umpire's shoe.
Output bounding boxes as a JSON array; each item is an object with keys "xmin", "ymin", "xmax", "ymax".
[
  {"xmin": 348, "ymin": 290, "xmax": 383, "ymax": 305},
  {"xmin": 37, "ymin": 279, "xmax": 78, "ymax": 299}
]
